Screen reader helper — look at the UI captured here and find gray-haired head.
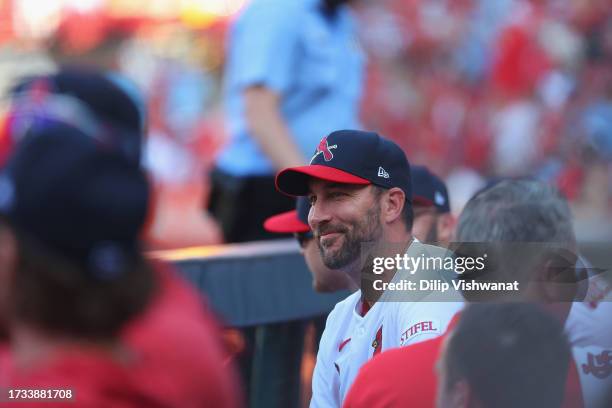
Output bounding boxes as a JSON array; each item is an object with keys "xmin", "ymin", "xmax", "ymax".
[
  {"xmin": 453, "ymin": 180, "xmax": 579, "ymax": 303},
  {"xmin": 456, "ymin": 179, "xmax": 575, "ymax": 245}
]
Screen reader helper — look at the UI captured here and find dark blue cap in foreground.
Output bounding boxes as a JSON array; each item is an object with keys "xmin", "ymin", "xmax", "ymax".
[
  {"xmin": 0, "ymin": 122, "xmax": 150, "ymax": 280},
  {"xmin": 10, "ymin": 67, "xmax": 144, "ymax": 164}
]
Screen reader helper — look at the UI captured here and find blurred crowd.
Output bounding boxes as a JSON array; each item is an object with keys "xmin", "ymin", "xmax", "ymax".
[
  {"xmin": 1, "ymin": 0, "xmax": 611, "ymax": 247},
  {"xmin": 357, "ymin": 0, "xmax": 612, "ymax": 234}
]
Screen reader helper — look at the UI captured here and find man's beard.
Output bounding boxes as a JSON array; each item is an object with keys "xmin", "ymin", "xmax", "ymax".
[{"xmin": 317, "ymin": 203, "xmax": 383, "ymax": 270}]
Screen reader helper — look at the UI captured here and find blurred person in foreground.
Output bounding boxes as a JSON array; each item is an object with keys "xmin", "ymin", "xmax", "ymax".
[
  {"xmin": 0, "ymin": 69, "xmax": 240, "ymax": 407},
  {"xmin": 344, "ymin": 179, "xmax": 610, "ymax": 408},
  {"xmin": 411, "ymin": 165, "xmax": 455, "ymax": 246},
  {"xmin": 436, "ymin": 303, "xmax": 571, "ymax": 408},
  {"xmin": 4, "ymin": 68, "xmax": 144, "ymax": 164},
  {"xmin": 209, "ymin": 0, "xmax": 365, "ymax": 243}
]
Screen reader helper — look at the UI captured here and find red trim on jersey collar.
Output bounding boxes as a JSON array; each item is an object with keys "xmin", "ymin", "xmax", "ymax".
[
  {"xmin": 338, "ymin": 338, "xmax": 351, "ymax": 352},
  {"xmin": 360, "ymin": 300, "xmax": 372, "ymax": 317}
]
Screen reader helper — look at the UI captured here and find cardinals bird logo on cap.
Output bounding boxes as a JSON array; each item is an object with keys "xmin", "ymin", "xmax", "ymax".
[{"xmin": 311, "ymin": 136, "xmax": 337, "ymax": 163}]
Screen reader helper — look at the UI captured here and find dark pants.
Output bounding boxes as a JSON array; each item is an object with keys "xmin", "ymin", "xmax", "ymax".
[
  {"xmin": 207, "ymin": 166, "xmax": 303, "ymax": 407},
  {"xmin": 207, "ymin": 166, "xmax": 295, "ymax": 243}
]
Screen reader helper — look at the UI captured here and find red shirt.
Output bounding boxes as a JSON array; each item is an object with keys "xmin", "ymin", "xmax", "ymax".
[
  {"xmin": 2, "ymin": 349, "xmax": 173, "ymax": 408},
  {"xmin": 0, "ymin": 261, "xmax": 241, "ymax": 408},
  {"xmin": 343, "ymin": 335, "xmax": 443, "ymax": 408},
  {"xmin": 343, "ymin": 313, "xmax": 583, "ymax": 408}
]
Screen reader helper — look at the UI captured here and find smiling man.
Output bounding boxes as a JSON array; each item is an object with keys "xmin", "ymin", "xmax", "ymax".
[
  {"xmin": 276, "ymin": 130, "xmax": 462, "ymax": 407},
  {"xmin": 264, "ymin": 196, "xmax": 356, "ymax": 293}
]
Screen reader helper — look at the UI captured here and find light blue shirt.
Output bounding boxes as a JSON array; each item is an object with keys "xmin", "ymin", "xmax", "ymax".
[{"xmin": 216, "ymin": 0, "xmax": 365, "ymax": 176}]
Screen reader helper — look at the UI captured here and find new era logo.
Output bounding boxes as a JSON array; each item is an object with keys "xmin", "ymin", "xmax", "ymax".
[
  {"xmin": 435, "ymin": 191, "xmax": 445, "ymax": 206},
  {"xmin": 378, "ymin": 167, "xmax": 389, "ymax": 179}
]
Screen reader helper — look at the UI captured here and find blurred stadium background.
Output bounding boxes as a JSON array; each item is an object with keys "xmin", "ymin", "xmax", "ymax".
[{"xmin": 1, "ymin": 0, "xmax": 610, "ymax": 250}]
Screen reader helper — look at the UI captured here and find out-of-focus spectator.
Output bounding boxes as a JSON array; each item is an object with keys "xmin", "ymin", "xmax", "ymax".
[
  {"xmin": 455, "ymin": 179, "xmax": 612, "ymax": 407},
  {"xmin": 0, "ymin": 68, "xmax": 241, "ymax": 407},
  {"xmin": 344, "ymin": 179, "xmax": 611, "ymax": 408},
  {"xmin": 0, "ymin": 126, "xmax": 238, "ymax": 407},
  {"xmin": 208, "ymin": 0, "xmax": 365, "ymax": 243},
  {"xmin": 43, "ymin": 11, "xmax": 225, "ymax": 250},
  {"xmin": 436, "ymin": 303, "xmax": 571, "ymax": 408}
]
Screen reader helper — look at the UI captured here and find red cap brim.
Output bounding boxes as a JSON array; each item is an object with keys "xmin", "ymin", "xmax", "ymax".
[
  {"xmin": 263, "ymin": 210, "xmax": 310, "ymax": 233},
  {"xmin": 275, "ymin": 165, "xmax": 370, "ymax": 196},
  {"xmin": 413, "ymin": 196, "xmax": 434, "ymax": 207}
]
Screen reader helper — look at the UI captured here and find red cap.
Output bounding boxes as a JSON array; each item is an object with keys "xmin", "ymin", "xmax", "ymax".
[
  {"xmin": 276, "ymin": 164, "xmax": 370, "ymax": 197},
  {"xmin": 263, "ymin": 210, "xmax": 310, "ymax": 234}
]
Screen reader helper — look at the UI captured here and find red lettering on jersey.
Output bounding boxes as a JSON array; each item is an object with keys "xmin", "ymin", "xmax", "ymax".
[{"xmin": 400, "ymin": 321, "xmax": 439, "ymax": 345}]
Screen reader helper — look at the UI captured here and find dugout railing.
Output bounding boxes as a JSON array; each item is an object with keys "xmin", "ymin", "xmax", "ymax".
[{"xmin": 152, "ymin": 239, "xmax": 350, "ymax": 408}]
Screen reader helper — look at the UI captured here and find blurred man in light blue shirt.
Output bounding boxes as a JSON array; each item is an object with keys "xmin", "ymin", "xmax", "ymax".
[
  {"xmin": 207, "ymin": 1, "xmax": 365, "ymax": 407},
  {"xmin": 208, "ymin": 0, "xmax": 365, "ymax": 243}
]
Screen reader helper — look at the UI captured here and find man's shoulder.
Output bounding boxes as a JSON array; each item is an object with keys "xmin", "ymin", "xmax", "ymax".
[
  {"xmin": 316, "ymin": 291, "xmax": 361, "ymax": 359},
  {"xmin": 327, "ymin": 290, "xmax": 361, "ymax": 321}
]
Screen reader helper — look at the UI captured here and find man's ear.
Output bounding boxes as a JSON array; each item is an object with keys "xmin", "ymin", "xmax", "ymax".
[{"xmin": 382, "ymin": 187, "xmax": 405, "ymax": 224}]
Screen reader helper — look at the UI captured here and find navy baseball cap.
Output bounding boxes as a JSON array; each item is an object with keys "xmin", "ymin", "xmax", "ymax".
[
  {"xmin": 276, "ymin": 130, "xmax": 412, "ymax": 202},
  {"xmin": 264, "ymin": 197, "xmax": 310, "ymax": 233},
  {"xmin": 7, "ymin": 67, "xmax": 144, "ymax": 165},
  {"xmin": 411, "ymin": 165, "xmax": 451, "ymax": 213},
  {"xmin": 0, "ymin": 121, "xmax": 150, "ymax": 279}
]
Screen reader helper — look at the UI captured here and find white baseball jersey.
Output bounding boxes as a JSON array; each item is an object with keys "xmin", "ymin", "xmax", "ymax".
[
  {"xmin": 565, "ymin": 270, "xmax": 612, "ymax": 348},
  {"xmin": 566, "ymin": 301, "xmax": 612, "ymax": 348},
  {"xmin": 310, "ymin": 240, "xmax": 464, "ymax": 408}
]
